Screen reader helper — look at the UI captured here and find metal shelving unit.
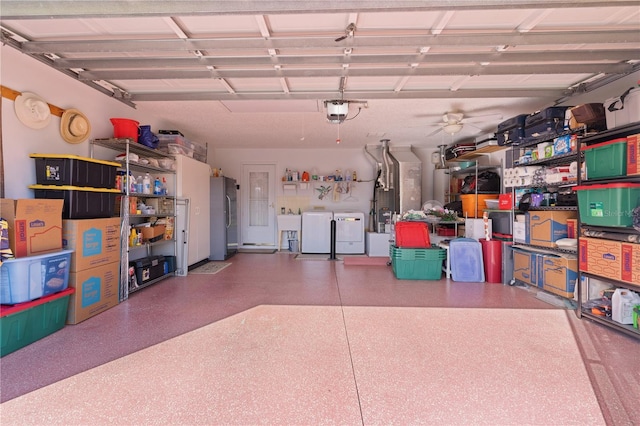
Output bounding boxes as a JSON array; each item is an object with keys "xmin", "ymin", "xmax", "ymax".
[
  {"xmin": 575, "ymin": 122, "xmax": 640, "ymax": 339},
  {"xmin": 506, "ymin": 128, "xmax": 584, "ymax": 297},
  {"xmin": 90, "ymin": 138, "xmax": 178, "ymax": 301}
]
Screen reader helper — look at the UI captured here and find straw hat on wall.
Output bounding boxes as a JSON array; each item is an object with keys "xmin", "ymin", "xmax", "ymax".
[{"xmin": 60, "ymin": 108, "xmax": 91, "ymax": 144}]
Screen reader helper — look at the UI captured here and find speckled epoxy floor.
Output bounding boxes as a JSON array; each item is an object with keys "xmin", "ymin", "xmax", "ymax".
[{"xmin": 1, "ymin": 252, "xmax": 639, "ymax": 425}]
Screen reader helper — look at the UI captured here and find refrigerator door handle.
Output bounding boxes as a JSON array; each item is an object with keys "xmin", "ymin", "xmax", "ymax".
[{"xmin": 226, "ymin": 194, "xmax": 231, "ymax": 228}]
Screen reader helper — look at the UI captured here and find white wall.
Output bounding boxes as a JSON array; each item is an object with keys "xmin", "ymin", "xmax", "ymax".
[
  {"xmin": 214, "ymin": 146, "xmax": 375, "ymax": 213},
  {"xmin": 2, "ymin": 46, "xmax": 132, "ymax": 197}
]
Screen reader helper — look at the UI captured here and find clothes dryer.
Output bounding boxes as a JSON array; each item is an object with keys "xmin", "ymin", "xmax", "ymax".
[{"xmin": 334, "ymin": 211, "xmax": 365, "ymax": 254}]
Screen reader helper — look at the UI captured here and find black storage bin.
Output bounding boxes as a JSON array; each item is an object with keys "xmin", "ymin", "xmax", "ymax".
[
  {"xmin": 30, "ymin": 154, "xmax": 119, "ymax": 189},
  {"xmin": 131, "ymin": 255, "xmax": 166, "ymax": 285},
  {"xmin": 29, "ymin": 184, "xmax": 120, "ymax": 219},
  {"xmin": 524, "ymin": 106, "xmax": 570, "ymax": 140},
  {"xmin": 496, "ymin": 114, "xmax": 527, "ymax": 145}
]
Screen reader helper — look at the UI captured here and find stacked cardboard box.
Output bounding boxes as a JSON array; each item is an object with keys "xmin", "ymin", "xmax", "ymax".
[
  {"xmin": 513, "ymin": 247, "xmax": 577, "ymax": 298},
  {"xmin": 62, "ymin": 218, "xmax": 121, "ymax": 324}
]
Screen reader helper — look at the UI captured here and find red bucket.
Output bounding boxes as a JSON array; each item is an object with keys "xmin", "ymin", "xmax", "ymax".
[{"xmin": 110, "ymin": 118, "xmax": 139, "ymax": 142}]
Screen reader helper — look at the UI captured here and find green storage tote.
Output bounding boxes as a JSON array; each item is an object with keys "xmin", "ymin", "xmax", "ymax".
[
  {"xmin": 390, "ymin": 246, "xmax": 446, "ymax": 280},
  {"xmin": 581, "ymin": 137, "xmax": 627, "ymax": 179},
  {"xmin": 575, "ymin": 183, "xmax": 640, "ymax": 227},
  {"xmin": 1, "ymin": 287, "xmax": 73, "ymax": 357}
]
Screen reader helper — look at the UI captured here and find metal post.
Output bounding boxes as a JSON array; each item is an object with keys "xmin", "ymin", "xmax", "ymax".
[{"xmin": 329, "ymin": 219, "xmax": 337, "ymax": 260}]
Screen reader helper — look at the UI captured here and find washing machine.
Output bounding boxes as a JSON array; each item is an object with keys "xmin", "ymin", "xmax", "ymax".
[
  {"xmin": 301, "ymin": 211, "xmax": 333, "ymax": 253},
  {"xmin": 334, "ymin": 211, "xmax": 365, "ymax": 254}
]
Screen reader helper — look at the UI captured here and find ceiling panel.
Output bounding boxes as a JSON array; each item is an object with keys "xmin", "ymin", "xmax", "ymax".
[{"xmin": 1, "ymin": 0, "xmax": 638, "ymax": 149}]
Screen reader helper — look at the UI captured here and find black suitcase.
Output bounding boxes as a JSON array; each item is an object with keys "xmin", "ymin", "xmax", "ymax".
[
  {"xmin": 524, "ymin": 106, "xmax": 570, "ymax": 140},
  {"xmin": 445, "ymin": 143, "xmax": 475, "ymax": 160},
  {"xmin": 496, "ymin": 114, "xmax": 527, "ymax": 145}
]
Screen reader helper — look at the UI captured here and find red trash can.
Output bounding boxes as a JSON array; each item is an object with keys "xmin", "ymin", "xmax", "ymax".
[{"xmin": 480, "ymin": 239, "xmax": 502, "ymax": 284}]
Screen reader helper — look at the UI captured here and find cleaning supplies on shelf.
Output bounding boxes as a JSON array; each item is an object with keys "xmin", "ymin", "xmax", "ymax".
[{"xmin": 153, "ymin": 176, "xmax": 162, "ymax": 195}]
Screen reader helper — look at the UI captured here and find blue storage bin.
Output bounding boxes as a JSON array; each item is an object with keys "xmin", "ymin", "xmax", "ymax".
[
  {"xmin": 0, "ymin": 250, "xmax": 73, "ymax": 304},
  {"xmin": 449, "ymin": 238, "xmax": 485, "ymax": 282}
]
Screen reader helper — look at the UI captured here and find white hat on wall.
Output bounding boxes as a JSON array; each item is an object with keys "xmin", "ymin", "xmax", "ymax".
[{"xmin": 14, "ymin": 92, "xmax": 52, "ymax": 129}]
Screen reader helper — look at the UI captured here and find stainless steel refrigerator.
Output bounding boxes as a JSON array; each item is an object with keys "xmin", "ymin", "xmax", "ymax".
[{"xmin": 209, "ymin": 176, "xmax": 238, "ymax": 260}]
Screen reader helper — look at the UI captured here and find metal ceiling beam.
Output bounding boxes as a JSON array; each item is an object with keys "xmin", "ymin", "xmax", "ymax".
[
  {"xmin": 130, "ymin": 88, "xmax": 568, "ymax": 102},
  {"xmin": 52, "ymin": 50, "xmax": 640, "ymax": 69},
  {"xmin": 3, "ymin": 0, "xmax": 640, "ymax": 19},
  {"xmin": 78, "ymin": 63, "xmax": 633, "ymax": 81},
  {"xmin": 15, "ymin": 30, "xmax": 640, "ymax": 53}
]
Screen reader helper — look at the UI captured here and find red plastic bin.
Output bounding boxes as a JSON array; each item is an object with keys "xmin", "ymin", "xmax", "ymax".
[{"xmin": 395, "ymin": 221, "xmax": 431, "ymax": 248}]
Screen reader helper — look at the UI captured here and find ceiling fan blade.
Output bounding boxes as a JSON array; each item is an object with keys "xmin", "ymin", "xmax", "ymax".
[
  {"xmin": 425, "ymin": 127, "xmax": 444, "ymax": 137},
  {"xmin": 461, "ymin": 113, "xmax": 504, "ymax": 123}
]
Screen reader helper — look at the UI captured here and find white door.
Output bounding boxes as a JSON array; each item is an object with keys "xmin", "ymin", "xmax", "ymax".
[
  {"xmin": 176, "ymin": 155, "xmax": 211, "ymax": 266},
  {"xmin": 241, "ymin": 164, "xmax": 276, "ymax": 246}
]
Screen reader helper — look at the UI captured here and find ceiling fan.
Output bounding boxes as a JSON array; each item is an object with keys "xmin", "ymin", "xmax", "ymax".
[{"xmin": 424, "ymin": 111, "xmax": 503, "ymax": 137}]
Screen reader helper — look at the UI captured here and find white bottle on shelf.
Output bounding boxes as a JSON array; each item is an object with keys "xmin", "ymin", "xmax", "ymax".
[{"xmin": 142, "ymin": 173, "xmax": 152, "ymax": 194}]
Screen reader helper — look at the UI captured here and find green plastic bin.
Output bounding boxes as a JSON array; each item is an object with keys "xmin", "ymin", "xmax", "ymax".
[
  {"xmin": 390, "ymin": 246, "xmax": 446, "ymax": 280},
  {"xmin": 1, "ymin": 287, "xmax": 73, "ymax": 357},
  {"xmin": 575, "ymin": 183, "xmax": 640, "ymax": 227},
  {"xmin": 581, "ymin": 137, "xmax": 627, "ymax": 179}
]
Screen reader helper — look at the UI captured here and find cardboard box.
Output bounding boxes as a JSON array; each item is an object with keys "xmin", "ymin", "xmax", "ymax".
[
  {"xmin": 627, "ymin": 133, "xmax": 639, "ymax": 176},
  {"xmin": 138, "ymin": 224, "xmax": 166, "ymax": 243},
  {"xmin": 0, "ymin": 198, "xmax": 63, "ymax": 257},
  {"xmin": 63, "ymin": 217, "xmax": 121, "ymax": 272},
  {"xmin": 513, "ymin": 248, "xmax": 541, "ymax": 287},
  {"xmin": 526, "ymin": 211, "xmax": 576, "ymax": 248},
  {"xmin": 580, "ymin": 237, "xmax": 640, "ymax": 285},
  {"xmin": 67, "ymin": 261, "xmax": 119, "ymax": 324},
  {"xmin": 541, "ymin": 254, "xmax": 577, "ymax": 298}
]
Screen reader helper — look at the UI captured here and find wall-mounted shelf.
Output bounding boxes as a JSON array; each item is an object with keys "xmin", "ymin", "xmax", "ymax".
[{"xmin": 455, "ymin": 144, "xmax": 507, "ymax": 160}]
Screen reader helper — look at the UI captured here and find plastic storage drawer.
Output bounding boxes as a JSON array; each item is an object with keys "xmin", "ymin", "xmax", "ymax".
[
  {"xmin": 390, "ymin": 246, "xmax": 445, "ymax": 280},
  {"xmin": 581, "ymin": 137, "xmax": 627, "ymax": 179},
  {"xmin": 575, "ymin": 183, "xmax": 640, "ymax": 227},
  {"xmin": 30, "ymin": 154, "xmax": 119, "ymax": 189},
  {"xmin": 394, "ymin": 222, "xmax": 430, "ymax": 248},
  {"xmin": 1, "ymin": 287, "xmax": 74, "ymax": 357},
  {"xmin": 0, "ymin": 249, "xmax": 73, "ymax": 304},
  {"xmin": 29, "ymin": 184, "xmax": 120, "ymax": 219}
]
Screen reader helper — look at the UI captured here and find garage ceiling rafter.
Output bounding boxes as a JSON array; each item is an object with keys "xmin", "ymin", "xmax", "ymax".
[{"xmin": 1, "ymin": 0, "xmax": 639, "ymax": 148}]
